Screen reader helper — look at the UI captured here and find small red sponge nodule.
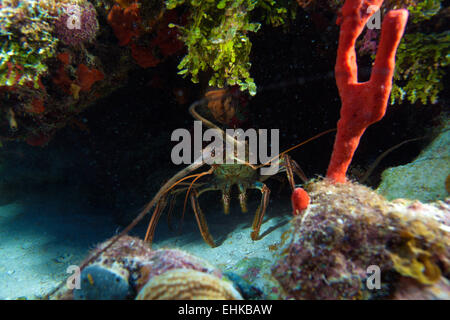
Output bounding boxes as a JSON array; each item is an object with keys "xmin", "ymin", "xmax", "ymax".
[{"xmin": 291, "ymin": 188, "xmax": 310, "ymax": 216}]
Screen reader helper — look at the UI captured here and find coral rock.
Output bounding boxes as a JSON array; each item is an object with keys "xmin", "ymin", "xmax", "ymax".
[
  {"xmin": 71, "ymin": 236, "xmax": 224, "ymax": 299},
  {"xmin": 136, "ymin": 248, "xmax": 222, "ymax": 292},
  {"xmin": 136, "ymin": 269, "xmax": 243, "ymax": 300},
  {"xmin": 73, "ymin": 264, "xmax": 133, "ymax": 300},
  {"xmin": 272, "ymin": 180, "xmax": 450, "ymax": 299}
]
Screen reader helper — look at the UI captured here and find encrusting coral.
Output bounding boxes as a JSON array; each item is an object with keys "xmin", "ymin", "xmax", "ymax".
[
  {"xmin": 0, "ymin": 0, "xmax": 156, "ymax": 145},
  {"xmin": 0, "ymin": 0, "xmax": 106, "ymax": 145},
  {"xmin": 0, "ymin": 0, "xmax": 100, "ymax": 88},
  {"xmin": 107, "ymin": 2, "xmax": 141, "ymax": 46},
  {"xmin": 54, "ymin": 0, "xmax": 99, "ymax": 47},
  {"xmin": 273, "ymin": 179, "xmax": 450, "ymax": 299}
]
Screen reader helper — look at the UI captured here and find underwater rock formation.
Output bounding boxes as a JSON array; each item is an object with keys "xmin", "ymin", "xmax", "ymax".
[
  {"xmin": 272, "ymin": 179, "xmax": 450, "ymax": 299},
  {"xmin": 59, "ymin": 235, "xmax": 240, "ymax": 300},
  {"xmin": 73, "ymin": 264, "xmax": 133, "ymax": 300},
  {"xmin": 0, "ymin": 0, "xmax": 182, "ymax": 145},
  {"xmin": 377, "ymin": 118, "xmax": 450, "ymax": 202},
  {"xmin": 0, "ymin": 0, "xmax": 114, "ymax": 144},
  {"xmin": 134, "ymin": 247, "xmax": 223, "ymax": 292},
  {"xmin": 0, "ymin": 0, "xmax": 59, "ymax": 87}
]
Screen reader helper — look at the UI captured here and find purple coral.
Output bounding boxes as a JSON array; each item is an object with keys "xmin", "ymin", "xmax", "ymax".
[{"xmin": 54, "ymin": 1, "xmax": 99, "ymax": 46}]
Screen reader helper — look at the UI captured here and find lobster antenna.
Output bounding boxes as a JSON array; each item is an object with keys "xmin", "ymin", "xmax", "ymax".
[
  {"xmin": 189, "ymin": 100, "xmax": 247, "ymax": 150},
  {"xmin": 359, "ymin": 136, "xmax": 424, "ymax": 183},
  {"xmin": 165, "ymin": 172, "xmax": 208, "ymax": 194},
  {"xmin": 256, "ymin": 128, "xmax": 337, "ymax": 169}
]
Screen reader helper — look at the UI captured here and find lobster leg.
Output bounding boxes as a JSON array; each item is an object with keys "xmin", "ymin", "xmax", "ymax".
[
  {"xmin": 190, "ymin": 188, "xmax": 218, "ymax": 247},
  {"xmin": 250, "ymin": 182, "xmax": 270, "ymax": 241},
  {"xmin": 281, "ymin": 154, "xmax": 308, "ymax": 189},
  {"xmin": 220, "ymin": 183, "xmax": 232, "ymax": 215},
  {"xmin": 238, "ymin": 183, "xmax": 248, "ymax": 213},
  {"xmin": 290, "ymin": 157, "xmax": 308, "ymax": 184}
]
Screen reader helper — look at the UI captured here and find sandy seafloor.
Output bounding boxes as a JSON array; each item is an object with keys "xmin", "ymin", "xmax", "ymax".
[
  {"xmin": 0, "ymin": 191, "xmax": 117, "ymax": 299},
  {"xmin": 0, "ymin": 188, "xmax": 292, "ymax": 299}
]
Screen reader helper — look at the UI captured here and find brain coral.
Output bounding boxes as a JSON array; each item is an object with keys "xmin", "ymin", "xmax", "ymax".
[{"xmin": 136, "ymin": 269, "xmax": 243, "ymax": 300}]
